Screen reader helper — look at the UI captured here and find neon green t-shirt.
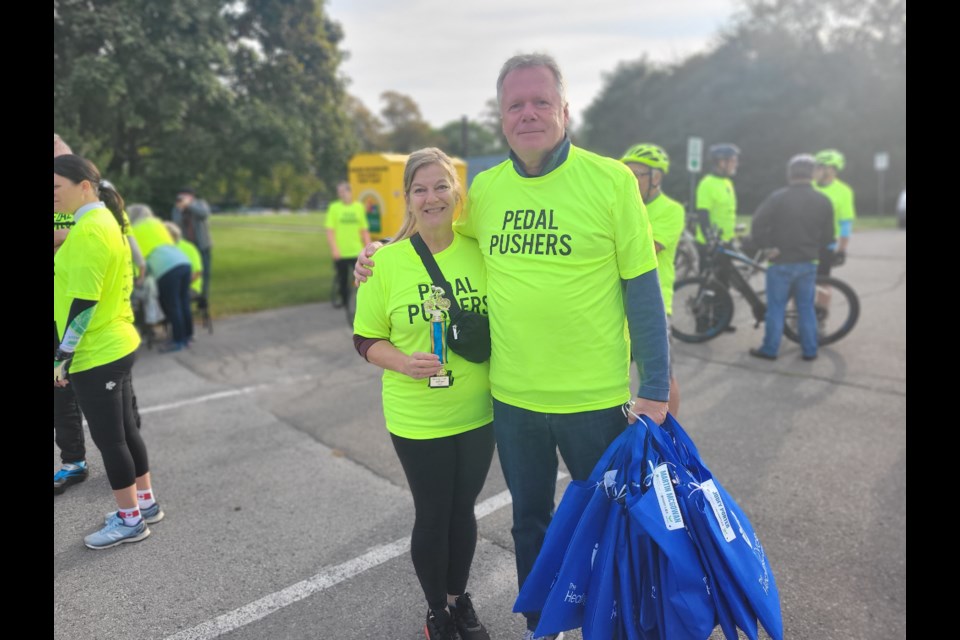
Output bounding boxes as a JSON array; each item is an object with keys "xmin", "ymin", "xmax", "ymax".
[
  {"xmin": 455, "ymin": 145, "xmax": 659, "ymax": 413},
  {"xmin": 646, "ymin": 193, "xmax": 686, "ymax": 316},
  {"xmin": 325, "ymin": 200, "xmax": 369, "ymax": 259},
  {"xmin": 132, "ymin": 217, "xmax": 174, "ymax": 258},
  {"xmin": 54, "ymin": 207, "xmax": 140, "ymax": 373},
  {"xmin": 695, "ymin": 174, "xmax": 737, "ymax": 243},
  {"xmin": 353, "ymin": 234, "xmax": 492, "ymax": 439},
  {"xmin": 54, "ymin": 212, "xmax": 74, "ymax": 230},
  {"xmin": 814, "ymin": 179, "xmax": 856, "ymax": 237},
  {"xmin": 177, "ymin": 239, "xmax": 204, "ymax": 295}
]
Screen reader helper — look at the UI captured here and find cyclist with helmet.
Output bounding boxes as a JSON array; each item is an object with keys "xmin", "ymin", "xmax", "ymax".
[
  {"xmin": 695, "ymin": 143, "xmax": 740, "ymax": 245},
  {"xmin": 813, "ymin": 149, "xmax": 856, "ymax": 275},
  {"xmin": 621, "ymin": 143, "xmax": 684, "ymax": 415},
  {"xmin": 695, "ymin": 143, "xmax": 740, "ymax": 331}
]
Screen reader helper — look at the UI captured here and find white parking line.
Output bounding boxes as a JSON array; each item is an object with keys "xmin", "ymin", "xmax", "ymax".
[
  {"xmin": 128, "ymin": 375, "xmax": 566, "ymax": 640},
  {"xmin": 163, "ymin": 474, "xmax": 568, "ymax": 640}
]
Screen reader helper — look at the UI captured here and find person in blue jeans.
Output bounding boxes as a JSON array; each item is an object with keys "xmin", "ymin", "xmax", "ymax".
[{"xmin": 749, "ymin": 154, "xmax": 835, "ymax": 361}]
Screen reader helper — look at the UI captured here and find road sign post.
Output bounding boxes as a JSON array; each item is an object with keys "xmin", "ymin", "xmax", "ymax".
[
  {"xmin": 687, "ymin": 137, "xmax": 703, "ymax": 213},
  {"xmin": 874, "ymin": 152, "xmax": 889, "ymax": 215}
]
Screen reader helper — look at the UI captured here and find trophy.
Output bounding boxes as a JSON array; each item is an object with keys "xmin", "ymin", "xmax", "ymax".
[{"xmin": 424, "ymin": 285, "xmax": 453, "ymax": 388}]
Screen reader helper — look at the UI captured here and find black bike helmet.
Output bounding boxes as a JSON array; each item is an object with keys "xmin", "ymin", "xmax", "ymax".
[{"xmin": 708, "ymin": 143, "xmax": 740, "ymax": 160}]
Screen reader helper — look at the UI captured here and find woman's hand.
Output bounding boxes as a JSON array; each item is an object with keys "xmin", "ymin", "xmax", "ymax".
[{"xmin": 399, "ymin": 351, "xmax": 443, "ymax": 379}]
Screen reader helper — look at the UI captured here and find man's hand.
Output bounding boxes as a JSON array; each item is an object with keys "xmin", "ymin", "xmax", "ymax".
[
  {"xmin": 833, "ymin": 250, "xmax": 846, "ymax": 267},
  {"xmin": 624, "ymin": 396, "xmax": 669, "ymax": 425},
  {"xmin": 354, "ymin": 241, "xmax": 384, "ymax": 285}
]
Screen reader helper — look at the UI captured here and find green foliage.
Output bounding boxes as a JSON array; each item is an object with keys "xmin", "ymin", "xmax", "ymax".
[
  {"xmin": 54, "ymin": 0, "xmax": 356, "ymax": 213},
  {"xmin": 579, "ymin": 0, "xmax": 906, "ymax": 214}
]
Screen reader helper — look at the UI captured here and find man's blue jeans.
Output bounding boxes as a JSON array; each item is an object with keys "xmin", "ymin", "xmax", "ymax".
[
  {"xmin": 493, "ymin": 399, "xmax": 627, "ymax": 630},
  {"xmin": 760, "ymin": 261, "xmax": 818, "ymax": 357}
]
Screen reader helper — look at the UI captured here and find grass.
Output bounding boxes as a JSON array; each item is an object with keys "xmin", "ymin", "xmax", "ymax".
[
  {"xmin": 205, "ymin": 212, "xmax": 900, "ymax": 319},
  {"xmin": 212, "ymin": 212, "xmax": 326, "ymax": 228},
  {"xmin": 207, "ymin": 216, "xmax": 335, "ymax": 318}
]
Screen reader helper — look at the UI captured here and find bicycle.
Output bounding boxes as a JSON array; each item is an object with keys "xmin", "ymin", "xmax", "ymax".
[{"xmin": 671, "ymin": 225, "xmax": 859, "ymax": 346}]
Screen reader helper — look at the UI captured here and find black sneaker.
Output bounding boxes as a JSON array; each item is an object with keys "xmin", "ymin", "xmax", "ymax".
[
  {"xmin": 450, "ymin": 593, "xmax": 490, "ymax": 640},
  {"xmin": 425, "ymin": 607, "xmax": 457, "ymax": 640},
  {"xmin": 54, "ymin": 461, "xmax": 88, "ymax": 495}
]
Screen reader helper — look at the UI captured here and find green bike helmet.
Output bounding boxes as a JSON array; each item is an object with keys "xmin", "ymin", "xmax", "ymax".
[
  {"xmin": 620, "ymin": 143, "xmax": 670, "ymax": 174},
  {"xmin": 815, "ymin": 149, "xmax": 845, "ymax": 171}
]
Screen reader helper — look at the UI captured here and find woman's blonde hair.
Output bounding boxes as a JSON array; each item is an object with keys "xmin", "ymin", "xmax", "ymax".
[{"xmin": 393, "ymin": 147, "xmax": 463, "ymax": 242}]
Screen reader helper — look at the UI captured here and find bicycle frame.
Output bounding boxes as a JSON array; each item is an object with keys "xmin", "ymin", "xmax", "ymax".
[{"xmin": 702, "ymin": 244, "xmax": 768, "ymax": 327}]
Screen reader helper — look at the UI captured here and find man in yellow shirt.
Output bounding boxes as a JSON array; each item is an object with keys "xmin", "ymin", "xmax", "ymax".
[
  {"xmin": 620, "ymin": 143, "xmax": 685, "ymax": 415},
  {"xmin": 325, "ymin": 181, "xmax": 371, "ymax": 312},
  {"xmin": 813, "ymin": 149, "xmax": 856, "ymax": 276},
  {"xmin": 695, "ymin": 143, "xmax": 740, "ymax": 245}
]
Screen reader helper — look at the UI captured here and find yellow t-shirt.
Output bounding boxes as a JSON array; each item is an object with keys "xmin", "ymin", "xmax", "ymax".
[
  {"xmin": 814, "ymin": 179, "xmax": 856, "ymax": 237},
  {"xmin": 131, "ymin": 217, "xmax": 174, "ymax": 258},
  {"xmin": 455, "ymin": 145, "xmax": 659, "ymax": 413},
  {"xmin": 695, "ymin": 174, "xmax": 737, "ymax": 243},
  {"xmin": 54, "ymin": 207, "xmax": 140, "ymax": 373},
  {"xmin": 54, "ymin": 212, "xmax": 74, "ymax": 230},
  {"xmin": 646, "ymin": 193, "xmax": 686, "ymax": 316},
  {"xmin": 325, "ymin": 201, "xmax": 369, "ymax": 259},
  {"xmin": 177, "ymin": 239, "xmax": 204, "ymax": 295},
  {"xmin": 353, "ymin": 234, "xmax": 492, "ymax": 439}
]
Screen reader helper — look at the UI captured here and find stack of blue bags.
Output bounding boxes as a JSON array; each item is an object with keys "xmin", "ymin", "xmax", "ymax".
[{"xmin": 515, "ymin": 415, "xmax": 783, "ymax": 640}]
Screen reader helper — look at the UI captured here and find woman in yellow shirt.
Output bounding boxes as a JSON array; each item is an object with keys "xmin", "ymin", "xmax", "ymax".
[
  {"xmin": 353, "ymin": 149, "xmax": 494, "ymax": 640},
  {"xmin": 54, "ymin": 155, "xmax": 164, "ymax": 549}
]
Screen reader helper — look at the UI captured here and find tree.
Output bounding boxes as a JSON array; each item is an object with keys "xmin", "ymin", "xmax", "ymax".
[
  {"xmin": 344, "ymin": 94, "xmax": 385, "ymax": 152},
  {"xmin": 54, "ymin": 0, "xmax": 358, "ymax": 211},
  {"xmin": 378, "ymin": 91, "xmax": 440, "ymax": 153},
  {"xmin": 579, "ymin": 0, "xmax": 905, "ymax": 214},
  {"xmin": 436, "ymin": 118, "xmax": 505, "ymax": 158}
]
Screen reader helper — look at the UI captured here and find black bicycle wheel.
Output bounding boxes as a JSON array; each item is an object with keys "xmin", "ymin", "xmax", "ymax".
[
  {"xmin": 783, "ymin": 276, "xmax": 859, "ymax": 346},
  {"xmin": 674, "ymin": 235, "xmax": 700, "ymax": 281},
  {"xmin": 671, "ymin": 277, "xmax": 735, "ymax": 343}
]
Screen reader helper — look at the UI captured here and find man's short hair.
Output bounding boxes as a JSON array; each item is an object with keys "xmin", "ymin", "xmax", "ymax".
[
  {"xmin": 176, "ymin": 187, "xmax": 196, "ymax": 196},
  {"xmin": 788, "ymin": 154, "xmax": 817, "ymax": 180},
  {"xmin": 496, "ymin": 53, "xmax": 567, "ymax": 109}
]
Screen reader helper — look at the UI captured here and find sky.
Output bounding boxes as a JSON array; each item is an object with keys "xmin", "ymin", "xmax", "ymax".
[{"xmin": 326, "ymin": 0, "xmax": 738, "ymax": 128}]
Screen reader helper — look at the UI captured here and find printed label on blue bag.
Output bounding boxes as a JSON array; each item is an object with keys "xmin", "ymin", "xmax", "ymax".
[
  {"xmin": 653, "ymin": 464, "xmax": 684, "ymax": 530},
  {"xmin": 701, "ymin": 479, "xmax": 736, "ymax": 542}
]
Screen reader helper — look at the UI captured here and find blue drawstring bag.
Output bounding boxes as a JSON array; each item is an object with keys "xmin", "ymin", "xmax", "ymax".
[
  {"xmin": 515, "ymin": 426, "xmax": 636, "ymax": 615},
  {"xmin": 581, "ymin": 501, "xmax": 626, "ymax": 640},
  {"xmin": 656, "ymin": 415, "xmax": 783, "ymax": 640},
  {"xmin": 626, "ymin": 422, "xmax": 717, "ymax": 640}
]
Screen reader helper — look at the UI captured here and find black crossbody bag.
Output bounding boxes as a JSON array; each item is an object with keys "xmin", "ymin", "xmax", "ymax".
[{"xmin": 410, "ymin": 233, "xmax": 491, "ymax": 364}]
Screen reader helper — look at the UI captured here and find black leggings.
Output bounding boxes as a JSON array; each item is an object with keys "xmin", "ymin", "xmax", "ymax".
[
  {"xmin": 70, "ymin": 353, "xmax": 149, "ymax": 490},
  {"xmin": 391, "ymin": 424, "xmax": 495, "ymax": 611}
]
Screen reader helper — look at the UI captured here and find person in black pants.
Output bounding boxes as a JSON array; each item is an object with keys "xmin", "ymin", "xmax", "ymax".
[
  {"xmin": 54, "ymin": 155, "xmax": 164, "ymax": 549},
  {"xmin": 54, "ymin": 135, "xmax": 144, "ymax": 494},
  {"xmin": 353, "ymin": 148, "xmax": 494, "ymax": 640}
]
